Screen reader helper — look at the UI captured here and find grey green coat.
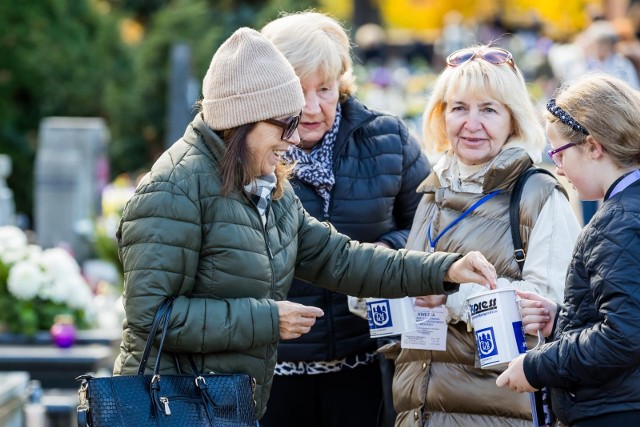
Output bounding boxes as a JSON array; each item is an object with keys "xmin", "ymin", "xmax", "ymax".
[{"xmin": 113, "ymin": 114, "xmax": 461, "ymax": 419}]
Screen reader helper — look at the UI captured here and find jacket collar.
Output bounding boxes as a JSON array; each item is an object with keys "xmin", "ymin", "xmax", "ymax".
[
  {"xmin": 418, "ymin": 147, "xmax": 534, "ymax": 194},
  {"xmin": 333, "ymin": 96, "xmax": 376, "ymax": 156},
  {"xmin": 185, "ymin": 113, "xmax": 226, "ymax": 165}
]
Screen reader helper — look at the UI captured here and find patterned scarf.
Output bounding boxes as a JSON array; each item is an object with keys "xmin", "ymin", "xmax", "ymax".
[
  {"xmin": 283, "ymin": 103, "xmax": 341, "ymax": 215},
  {"xmin": 244, "ymin": 174, "xmax": 277, "ymax": 225}
]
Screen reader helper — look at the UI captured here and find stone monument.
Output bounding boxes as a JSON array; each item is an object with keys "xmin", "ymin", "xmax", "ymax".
[{"xmin": 34, "ymin": 117, "xmax": 109, "ymax": 261}]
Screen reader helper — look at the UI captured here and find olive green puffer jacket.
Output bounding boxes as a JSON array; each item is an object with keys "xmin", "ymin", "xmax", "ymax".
[{"xmin": 113, "ymin": 114, "xmax": 462, "ymax": 419}]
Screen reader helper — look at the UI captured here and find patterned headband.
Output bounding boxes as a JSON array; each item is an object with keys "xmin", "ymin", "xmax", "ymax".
[{"xmin": 546, "ymin": 98, "xmax": 589, "ymax": 135}]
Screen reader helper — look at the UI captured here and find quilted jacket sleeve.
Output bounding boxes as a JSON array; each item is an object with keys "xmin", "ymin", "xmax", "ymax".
[
  {"xmin": 378, "ymin": 123, "xmax": 431, "ymax": 250},
  {"xmin": 292, "ymin": 197, "xmax": 461, "ymax": 298},
  {"xmin": 117, "ymin": 176, "xmax": 279, "ymax": 355}
]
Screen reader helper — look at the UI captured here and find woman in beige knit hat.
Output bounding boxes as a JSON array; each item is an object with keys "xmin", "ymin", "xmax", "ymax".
[
  {"xmin": 114, "ymin": 26, "xmax": 498, "ymax": 423},
  {"xmin": 260, "ymin": 12, "xmax": 431, "ymax": 427}
]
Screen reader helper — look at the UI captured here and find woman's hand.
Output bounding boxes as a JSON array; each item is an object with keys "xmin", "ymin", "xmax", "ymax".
[
  {"xmin": 516, "ymin": 290, "xmax": 557, "ymax": 338},
  {"xmin": 275, "ymin": 301, "xmax": 324, "ymax": 340},
  {"xmin": 415, "ymin": 295, "xmax": 447, "ymax": 308},
  {"xmin": 495, "ymin": 354, "xmax": 537, "ymax": 393},
  {"xmin": 444, "ymin": 251, "xmax": 497, "ymax": 289}
]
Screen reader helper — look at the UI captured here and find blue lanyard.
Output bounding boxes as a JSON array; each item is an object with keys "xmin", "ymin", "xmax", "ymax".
[{"xmin": 427, "ymin": 190, "xmax": 502, "ymax": 253}]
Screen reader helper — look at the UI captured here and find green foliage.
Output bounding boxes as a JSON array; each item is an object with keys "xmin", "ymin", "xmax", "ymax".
[
  {"xmin": 0, "ymin": 258, "xmax": 89, "ymax": 336},
  {"xmin": 0, "ymin": 128, "xmax": 34, "ymax": 222},
  {"xmin": 0, "ymin": 0, "xmax": 134, "ymax": 221},
  {"xmin": 2, "ymin": 298, "xmax": 88, "ymax": 337},
  {"xmin": 105, "ymin": 0, "xmax": 171, "ymax": 23},
  {"xmin": 0, "ymin": 0, "xmax": 322, "ymax": 221},
  {"xmin": 107, "ymin": 0, "xmax": 222, "ymax": 177},
  {"xmin": 254, "ymin": 0, "xmax": 319, "ymax": 27}
]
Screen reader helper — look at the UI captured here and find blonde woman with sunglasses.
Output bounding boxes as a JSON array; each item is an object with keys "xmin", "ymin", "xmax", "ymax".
[{"xmin": 390, "ymin": 46, "xmax": 581, "ymax": 426}]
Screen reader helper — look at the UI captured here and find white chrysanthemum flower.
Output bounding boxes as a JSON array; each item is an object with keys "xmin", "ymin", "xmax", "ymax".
[
  {"xmin": 39, "ymin": 248, "xmax": 81, "ymax": 279},
  {"xmin": 0, "ymin": 226, "xmax": 29, "ymax": 265},
  {"xmin": 3, "ymin": 233, "xmax": 98, "ymax": 331},
  {"xmin": 40, "ymin": 277, "xmax": 71, "ymax": 304},
  {"xmin": 66, "ymin": 276, "xmax": 93, "ymax": 310},
  {"xmin": 2, "ymin": 245, "xmax": 30, "ymax": 265},
  {"xmin": 0, "ymin": 225, "xmax": 28, "ymax": 249},
  {"xmin": 7, "ymin": 261, "xmax": 46, "ymax": 300},
  {"xmin": 25, "ymin": 245, "xmax": 43, "ymax": 263}
]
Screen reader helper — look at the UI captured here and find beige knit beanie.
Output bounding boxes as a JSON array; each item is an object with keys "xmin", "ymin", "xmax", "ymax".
[{"xmin": 202, "ymin": 27, "xmax": 305, "ymax": 130}]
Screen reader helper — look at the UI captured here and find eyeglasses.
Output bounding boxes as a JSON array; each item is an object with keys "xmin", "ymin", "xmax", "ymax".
[
  {"xmin": 263, "ymin": 112, "xmax": 302, "ymax": 141},
  {"xmin": 547, "ymin": 142, "xmax": 579, "ymax": 168},
  {"xmin": 446, "ymin": 47, "xmax": 515, "ymax": 69}
]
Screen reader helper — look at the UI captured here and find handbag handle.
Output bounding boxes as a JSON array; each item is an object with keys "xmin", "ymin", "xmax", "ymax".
[
  {"xmin": 143, "ymin": 299, "xmax": 221, "ymax": 425},
  {"xmin": 137, "ymin": 297, "xmax": 175, "ymax": 375},
  {"xmin": 137, "ymin": 298, "xmax": 205, "ymax": 378}
]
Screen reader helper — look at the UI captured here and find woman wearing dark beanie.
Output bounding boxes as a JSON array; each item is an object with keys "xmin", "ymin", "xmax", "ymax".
[{"xmin": 113, "ymin": 27, "xmax": 498, "ymax": 423}]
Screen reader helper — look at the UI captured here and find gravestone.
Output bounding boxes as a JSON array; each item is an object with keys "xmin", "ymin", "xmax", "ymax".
[
  {"xmin": 0, "ymin": 155, "xmax": 15, "ymax": 226},
  {"xmin": 0, "ymin": 372, "xmax": 28, "ymax": 427},
  {"xmin": 34, "ymin": 117, "xmax": 109, "ymax": 261}
]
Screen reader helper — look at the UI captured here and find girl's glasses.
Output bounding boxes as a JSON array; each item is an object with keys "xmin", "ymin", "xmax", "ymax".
[
  {"xmin": 547, "ymin": 142, "xmax": 579, "ymax": 168},
  {"xmin": 263, "ymin": 112, "xmax": 302, "ymax": 141},
  {"xmin": 446, "ymin": 47, "xmax": 515, "ymax": 69}
]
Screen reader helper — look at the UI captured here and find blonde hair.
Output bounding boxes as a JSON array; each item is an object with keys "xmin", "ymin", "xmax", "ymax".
[
  {"xmin": 545, "ymin": 73, "xmax": 640, "ymax": 167},
  {"xmin": 261, "ymin": 11, "xmax": 356, "ymax": 100},
  {"xmin": 423, "ymin": 46, "xmax": 545, "ymax": 160}
]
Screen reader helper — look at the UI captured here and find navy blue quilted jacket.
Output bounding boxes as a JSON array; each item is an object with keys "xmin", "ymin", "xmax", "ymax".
[
  {"xmin": 524, "ymin": 179, "xmax": 640, "ymax": 425},
  {"xmin": 277, "ymin": 96, "xmax": 431, "ymax": 362}
]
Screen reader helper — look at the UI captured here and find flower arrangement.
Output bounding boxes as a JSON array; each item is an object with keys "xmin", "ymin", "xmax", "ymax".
[{"xmin": 0, "ymin": 225, "xmax": 94, "ymax": 336}]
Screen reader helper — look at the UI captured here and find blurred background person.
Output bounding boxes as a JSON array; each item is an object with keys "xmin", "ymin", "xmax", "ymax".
[
  {"xmin": 391, "ymin": 45, "xmax": 580, "ymax": 426},
  {"xmin": 261, "ymin": 11, "xmax": 431, "ymax": 427},
  {"xmin": 581, "ymin": 19, "xmax": 640, "ymax": 88},
  {"xmin": 548, "ymin": 18, "xmax": 639, "ymax": 226}
]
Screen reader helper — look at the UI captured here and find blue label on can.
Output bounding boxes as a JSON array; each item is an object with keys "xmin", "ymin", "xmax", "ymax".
[
  {"xmin": 475, "ymin": 326, "xmax": 498, "ymax": 359},
  {"xmin": 512, "ymin": 320, "xmax": 528, "ymax": 354},
  {"xmin": 366, "ymin": 300, "xmax": 393, "ymax": 329}
]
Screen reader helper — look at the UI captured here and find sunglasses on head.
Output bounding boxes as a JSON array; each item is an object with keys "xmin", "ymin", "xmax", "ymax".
[
  {"xmin": 446, "ymin": 47, "xmax": 515, "ymax": 68},
  {"xmin": 263, "ymin": 112, "xmax": 302, "ymax": 141}
]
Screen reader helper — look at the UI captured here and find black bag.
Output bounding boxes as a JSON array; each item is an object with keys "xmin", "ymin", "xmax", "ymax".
[
  {"xmin": 76, "ymin": 298, "xmax": 256, "ymax": 427},
  {"xmin": 509, "ymin": 167, "xmax": 556, "ymax": 271}
]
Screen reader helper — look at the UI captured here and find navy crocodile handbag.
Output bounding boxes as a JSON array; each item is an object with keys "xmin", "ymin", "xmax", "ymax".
[{"xmin": 76, "ymin": 298, "xmax": 256, "ymax": 426}]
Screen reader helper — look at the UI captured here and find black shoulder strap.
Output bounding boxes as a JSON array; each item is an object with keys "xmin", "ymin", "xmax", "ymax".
[
  {"xmin": 509, "ymin": 168, "xmax": 556, "ymax": 272},
  {"xmin": 136, "ymin": 297, "xmax": 202, "ymax": 377},
  {"xmin": 137, "ymin": 297, "xmax": 175, "ymax": 375}
]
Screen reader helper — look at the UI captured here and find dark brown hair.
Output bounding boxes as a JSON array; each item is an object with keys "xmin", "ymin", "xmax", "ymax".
[{"xmin": 220, "ymin": 123, "xmax": 291, "ymax": 199}]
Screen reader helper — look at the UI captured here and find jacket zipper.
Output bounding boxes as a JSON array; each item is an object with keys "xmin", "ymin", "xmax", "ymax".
[
  {"xmin": 246, "ymin": 193, "xmax": 276, "ymax": 297},
  {"xmin": 263, "ymin": 205, "xmax": 276, "ymax": 297}
]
